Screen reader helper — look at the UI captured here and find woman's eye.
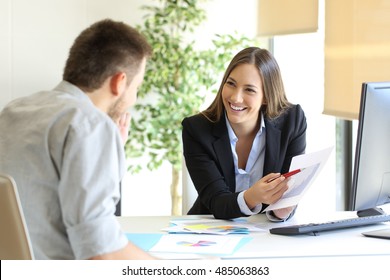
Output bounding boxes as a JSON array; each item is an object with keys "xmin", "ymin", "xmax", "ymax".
[
  {"xmin": 246, "ymin": 87, "xmax": 256, "ymax": 93},
  {"xmin": 226, "ymin": 81, "xmax": 235, "ymax": 86}
]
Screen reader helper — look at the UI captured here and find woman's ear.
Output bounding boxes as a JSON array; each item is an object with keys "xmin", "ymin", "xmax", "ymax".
[{"xmin": 110, "ymin": 72, "xmax": 127, "ymax": 97}]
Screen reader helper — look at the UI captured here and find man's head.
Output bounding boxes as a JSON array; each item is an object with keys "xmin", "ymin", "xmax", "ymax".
[{"xmin": 63, "ymin": 19, "xmax": 152, "ymax": 93}]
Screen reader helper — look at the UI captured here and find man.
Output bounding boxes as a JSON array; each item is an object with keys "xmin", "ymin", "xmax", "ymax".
[{"xmin": 0, "ymin": 19, "xmax": 154, "ymax": 259}]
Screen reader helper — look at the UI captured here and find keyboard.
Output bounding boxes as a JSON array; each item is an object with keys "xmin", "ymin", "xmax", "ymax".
[{"xmin": 269, "ymin": 214, "xmax": 390, "ymax": 235}]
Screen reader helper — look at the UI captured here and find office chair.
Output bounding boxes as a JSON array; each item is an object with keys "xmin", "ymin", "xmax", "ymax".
[{"xmin": 0, "ymin": 173, "xmax": 34, "ymax": 259}]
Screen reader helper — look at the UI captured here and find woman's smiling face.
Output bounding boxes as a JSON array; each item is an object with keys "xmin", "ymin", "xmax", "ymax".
[{"xmin": 222, "ymin": 63, "xmax": 264, "ymax": 130}]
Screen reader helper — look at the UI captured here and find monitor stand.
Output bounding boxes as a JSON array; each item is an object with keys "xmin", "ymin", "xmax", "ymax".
[{"xmin": 357, "ymin": 207, "xmax": 385, "ymax": 217}]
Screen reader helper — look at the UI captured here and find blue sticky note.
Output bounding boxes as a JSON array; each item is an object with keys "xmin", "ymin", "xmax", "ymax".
[
  {"xmin": 126, "ymin": 233, "xmax": 163, "ymax": 251},
  {"xmin": 232, "ymin": 236, "xmax": 252, "ymax": 253}
]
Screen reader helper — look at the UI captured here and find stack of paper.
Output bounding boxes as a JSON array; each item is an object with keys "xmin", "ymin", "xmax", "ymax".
[
  {"xmin": 148, "ymin": 234, "xmax": 251, "ymax": 256},
  {"xmin": 163, "ymin": 218, "xmax": 264, "ymax": 235},
  {"xmin": 126, "ymin": 218, "xmax": 260, "ymax": 257}
]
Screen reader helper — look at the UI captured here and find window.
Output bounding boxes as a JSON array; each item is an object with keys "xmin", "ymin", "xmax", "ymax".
[{"xmin": 272, "ymin": 1, "xmax": 337, "ymax": 214}]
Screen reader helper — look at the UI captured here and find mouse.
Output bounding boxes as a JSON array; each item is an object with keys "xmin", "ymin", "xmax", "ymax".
[{"xmin": 357, "ymin": 207, "xmax": 385, "ymax": 217}]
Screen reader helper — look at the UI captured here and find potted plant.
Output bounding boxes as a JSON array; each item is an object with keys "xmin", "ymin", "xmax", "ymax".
[{"xmin": 126, "ymin": 0, "xmax": 255, "ymax": 215}]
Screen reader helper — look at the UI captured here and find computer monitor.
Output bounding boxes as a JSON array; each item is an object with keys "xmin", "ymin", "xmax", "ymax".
[{"xmin": 348, "ymin": 81, "xmax": 390, "ymax": 215}]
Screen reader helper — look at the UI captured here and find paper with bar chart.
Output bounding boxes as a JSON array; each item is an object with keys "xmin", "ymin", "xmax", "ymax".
[{"xmin": 263, "ymin": 146, "xmax": 333, "ymax": 212}]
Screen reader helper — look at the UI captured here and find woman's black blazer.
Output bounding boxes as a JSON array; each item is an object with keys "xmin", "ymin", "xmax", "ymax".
[{"xmin": 181, "ymin": 105, "xmax": 307, "ymax": 219}]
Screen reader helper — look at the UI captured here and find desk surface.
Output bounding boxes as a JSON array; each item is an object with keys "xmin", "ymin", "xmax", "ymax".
[{"xmin": 118, "ymin": 211, "xmax": 390, "ymax": 259}]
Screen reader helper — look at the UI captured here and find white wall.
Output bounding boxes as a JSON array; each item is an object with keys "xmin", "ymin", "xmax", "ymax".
[{"xmin": 0, "ymin": 0, "xmax": 151, "ymax": 109}]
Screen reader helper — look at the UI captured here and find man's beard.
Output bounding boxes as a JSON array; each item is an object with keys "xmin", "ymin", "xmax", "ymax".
[{"xmin": 107, "ymin": 95, "xmax": 126, "ymax": 122}]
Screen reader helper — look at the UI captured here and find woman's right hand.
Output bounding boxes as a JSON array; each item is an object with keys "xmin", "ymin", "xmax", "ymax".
[{"xmin": 243, "ymin": 173, "xmax": 289, "ymax": 210}]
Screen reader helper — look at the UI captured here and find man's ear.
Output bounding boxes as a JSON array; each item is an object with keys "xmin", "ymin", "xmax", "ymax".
[{"xmin": 110, "ymin": 72, "xmax": 127, "ymax": 97}]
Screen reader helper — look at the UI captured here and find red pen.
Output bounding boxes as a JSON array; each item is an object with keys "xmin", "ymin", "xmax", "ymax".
[
  {"xmin": 267, "ymin": 168, "xmax": 304, "ymax": 182},
  {"xmin": 282, "ymin": 168, "xmax": 304, "ymax": 178}
]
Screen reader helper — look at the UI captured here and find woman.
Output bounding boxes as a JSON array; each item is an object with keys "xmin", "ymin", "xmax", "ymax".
[{"xmin": 181, "ymin": 47, "xmax": 307, "ymax": 220}]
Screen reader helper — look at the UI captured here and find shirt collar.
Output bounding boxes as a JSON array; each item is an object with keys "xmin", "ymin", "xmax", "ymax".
[{"xmin": 225, "ymin": 113, "xmax": 265, "ymax": 143}]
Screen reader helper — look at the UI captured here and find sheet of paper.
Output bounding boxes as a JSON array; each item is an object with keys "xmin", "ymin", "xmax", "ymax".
[
  {"xmin": 164, "ymin": 218, "xmax": 265, "ymax": 234},
  {"xmin": 149, "ymin": 234, "xmax": 250, "ymax": 255},
  {"xmin": 263, "ymin": 146, "xmax": 333, "ymax": 212}
]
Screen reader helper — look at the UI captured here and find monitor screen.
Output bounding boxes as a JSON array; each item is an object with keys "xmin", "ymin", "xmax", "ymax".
[{"xmin": 349, "ymin": 82, "xmax": 390, "ymax": 213}]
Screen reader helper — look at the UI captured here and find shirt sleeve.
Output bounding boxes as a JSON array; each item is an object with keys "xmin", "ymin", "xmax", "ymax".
[
  {"xmin": 238, "ymin": 191, "xmax": 297, "ymax": 222},
  {"xmin": 57, "ymin": 116, "xmax": 127, "ymax": 259},
  {"xmin": 266, "ymin": 206, "xmax": 297, "ymax": 222},
  {"xmin": 237, "ymin": 191, "xmax": 263, "ymax": 215}
]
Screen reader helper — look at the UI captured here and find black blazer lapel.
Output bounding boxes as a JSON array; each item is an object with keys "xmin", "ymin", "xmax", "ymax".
[
  {"xmin": 264, "ymin": 118, "xmax": 281, "ymax": 174},
  {"xmin": 212, "ymin": 118, "xmax": 236, "ymax": 192}
]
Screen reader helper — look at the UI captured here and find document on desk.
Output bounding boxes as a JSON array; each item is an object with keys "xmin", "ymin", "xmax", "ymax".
[
  {"xmin": 126, "ymin": 232, "xmax": 252, "ymax": 257},
  {"xmin": 263, "ymin": 146, "xmax": 333, "ymax": 212},
  {"xmin": 164, "ymin": 218, "xmax": 265, "ymax": 235},
  {"xmin": 148, "ymin": 234, "xmax": 251, "ymax": 256}
]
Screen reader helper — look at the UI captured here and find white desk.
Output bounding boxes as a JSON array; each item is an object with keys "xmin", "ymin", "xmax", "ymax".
[{"xmin": 118, "ymin": 210, "xmax": 390, "ymax": 259}]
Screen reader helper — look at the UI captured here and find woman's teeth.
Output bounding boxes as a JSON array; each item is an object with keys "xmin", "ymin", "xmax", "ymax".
[{"xmin": 230, "ymin": 104, "xmax": 245, "ymax": 111}]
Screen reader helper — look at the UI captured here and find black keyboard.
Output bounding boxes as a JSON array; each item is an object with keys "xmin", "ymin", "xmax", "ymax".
[{"xmin": 269, "ymin": 214, "xmax": 390, "ymax": 235}]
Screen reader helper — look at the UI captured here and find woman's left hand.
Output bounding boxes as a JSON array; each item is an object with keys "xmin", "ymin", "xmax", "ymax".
[{"xmin": 272, "ymin": 206, "xmax": 296, "ymax": 220}]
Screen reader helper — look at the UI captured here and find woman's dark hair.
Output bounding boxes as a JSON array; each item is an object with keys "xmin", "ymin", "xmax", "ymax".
[{"xmin": 202, "ymin": 47, "xmax": 291, "ymax": 122}]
